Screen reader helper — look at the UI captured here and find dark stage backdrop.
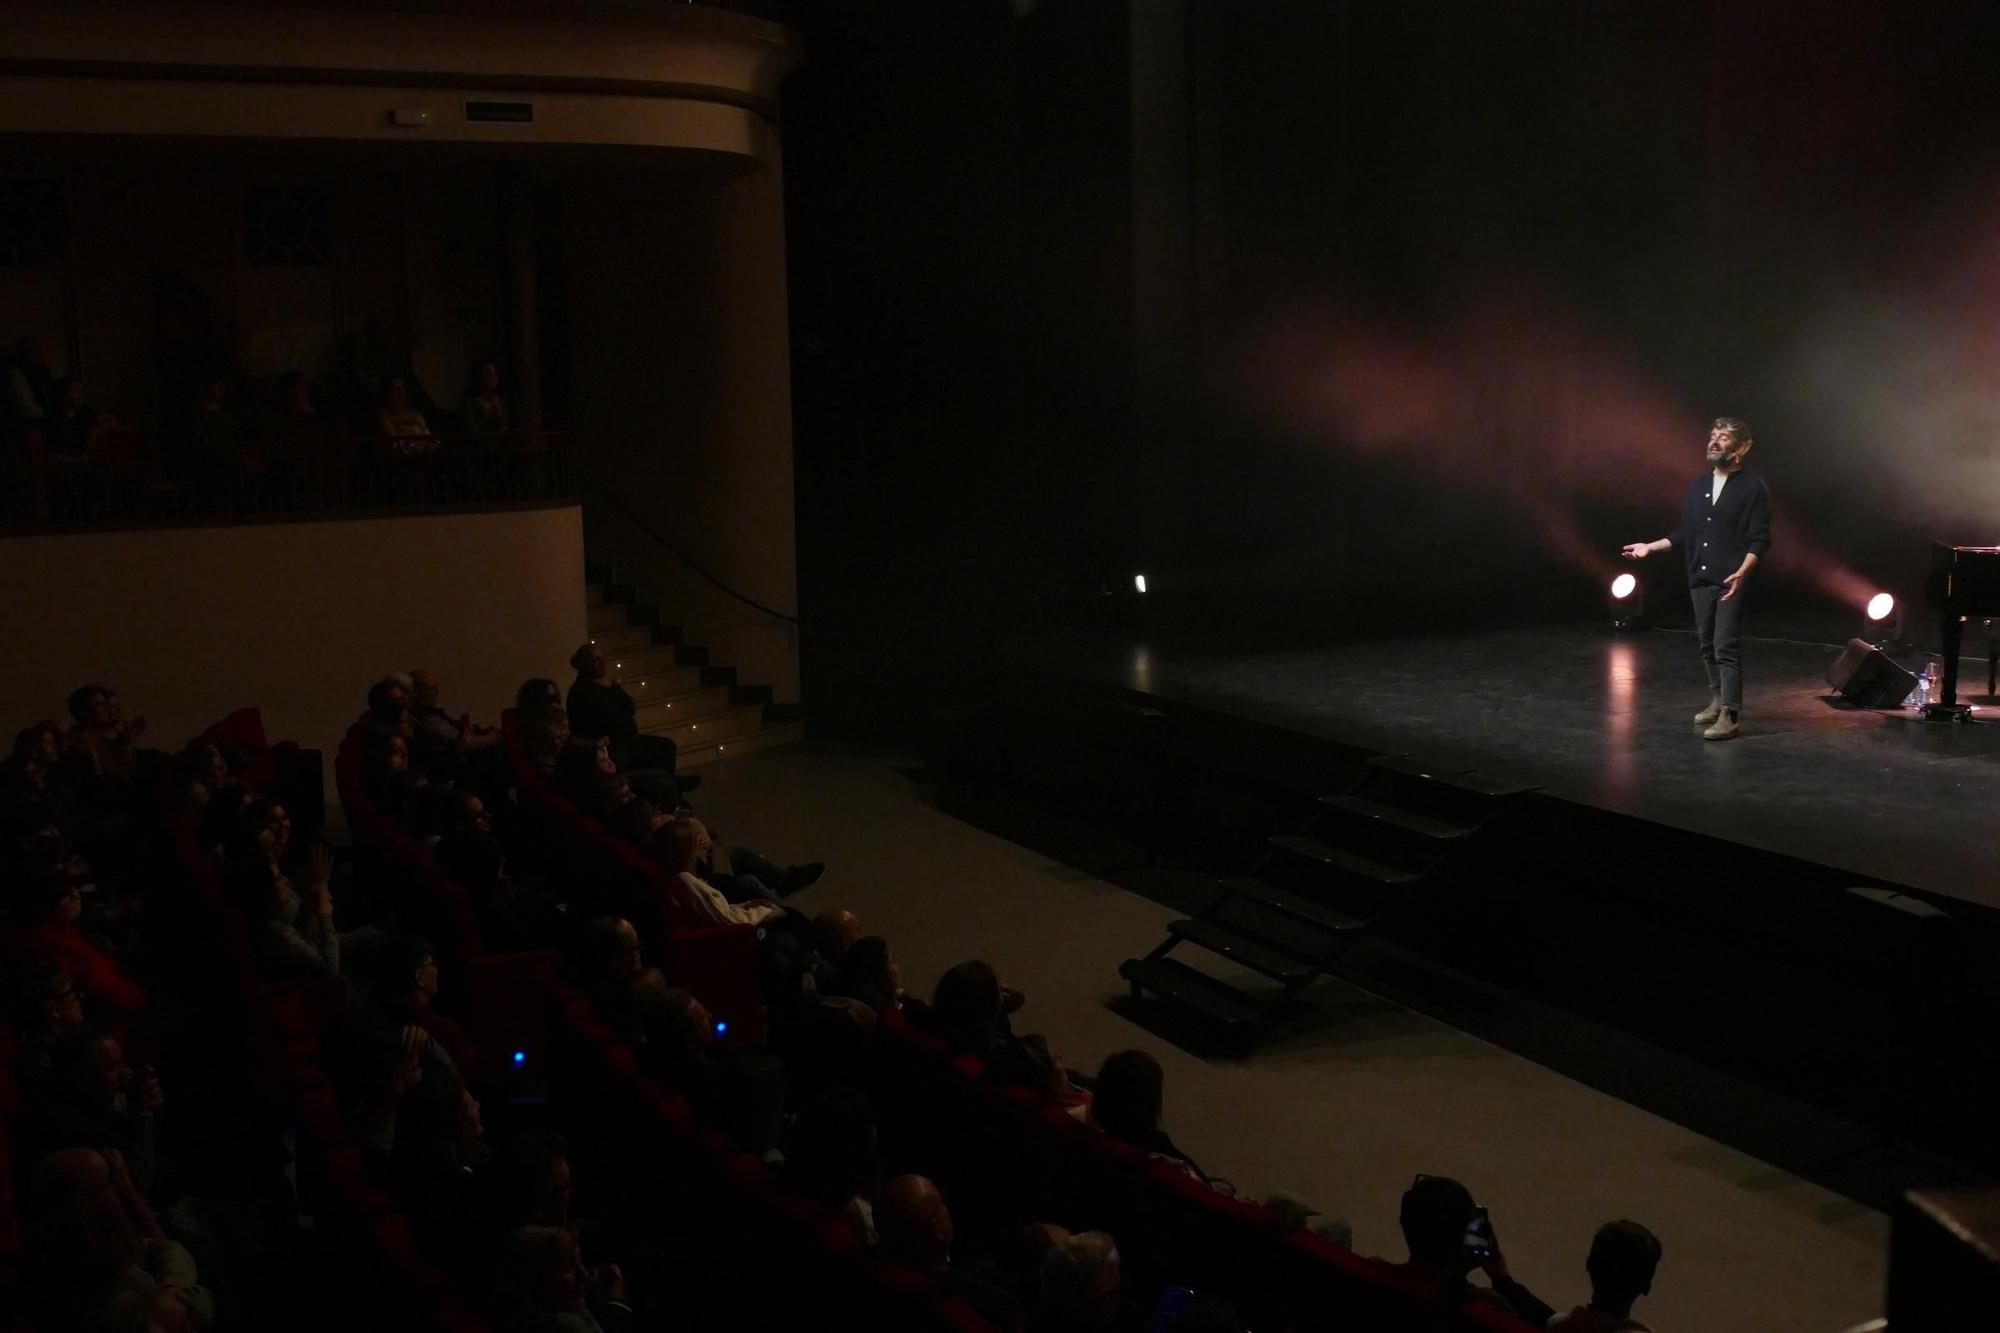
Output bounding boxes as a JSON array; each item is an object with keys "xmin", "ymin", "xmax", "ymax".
[{"xmin": 782, "ymin": 0, "xmax": 2000, "ymax": 738}]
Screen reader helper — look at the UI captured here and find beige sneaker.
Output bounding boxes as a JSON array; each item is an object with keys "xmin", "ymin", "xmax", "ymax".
[
  {"xmin": 1694, "ymin": 697, "xmax": 1723, "ymax": 724},
  {"xmin": 1703, "ymin": 709, "xmax": 1740, "ymax": 741}
]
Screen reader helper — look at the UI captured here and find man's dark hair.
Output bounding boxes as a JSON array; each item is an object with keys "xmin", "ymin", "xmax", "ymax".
[
  {"xmin": 515, "ymin": 678, "xmax": 561, "ymax": 715},
  {"xmin": 1586, "ymin": 1220, "xmax": 1661, "ymax": 1304},
  {"xmin": 65, "ymin": 685, "xmax": 109, "ymax": 724},
  {"xmin": 1092, "ymin": 1049, "xmax": 1165, "ymax": 1146},
  {"xmin": 931, "ymin": 959, "xmax": 1003, "ymax": 1052},
  {"xmin": 1712, "ymin": 416, "xmax": 1754, "ymax": 445},
  {"xmin": 1399, "ymin": 1175, "xmax": 1476, "ymax": 1264},
  {"xmin": 568, "ymin": 644, "xmax": 596, "ymax": 674},
  {"xmin": 366, "ymin": 676, "xmax": 408, "ymax": 725}
]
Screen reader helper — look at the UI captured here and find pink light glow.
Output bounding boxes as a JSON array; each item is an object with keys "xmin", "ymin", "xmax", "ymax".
[
  {"xmin": 1610, "ymin": 573, "xmax": 1638, "ymax": 600},
  {"xmin": 1242, "ymin": 289, "xmax": 1878, "ymax": 606}
]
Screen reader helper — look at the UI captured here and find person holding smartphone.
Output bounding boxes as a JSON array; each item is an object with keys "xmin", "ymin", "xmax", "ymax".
[{"xmin": 1388, "ymin": 1176, "xmax": 1552, "ymax": 1320}]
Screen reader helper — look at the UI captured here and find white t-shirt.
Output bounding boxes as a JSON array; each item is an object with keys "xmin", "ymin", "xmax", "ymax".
[{"xmin": 1711, "ymin": 470, "xmax": 1729, "ymax": 504}]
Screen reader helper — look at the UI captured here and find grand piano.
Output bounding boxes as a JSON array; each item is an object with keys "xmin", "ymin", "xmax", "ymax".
[{"xmin": 1922, "ymin": 541, "xmax": 2000, "ymax": 720}]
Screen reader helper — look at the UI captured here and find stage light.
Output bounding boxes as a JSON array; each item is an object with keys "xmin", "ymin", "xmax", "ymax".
[
  {"xmin": 1134, "ymin": 574, "xmax": 1148, "ymax": 594},
  {"xmin": 1608, "ymin": 572, "xmax": 1644, "ymax": 630},
  {"xmin": 512, "ymin": 1050, "xmax": 526, "ymax": 1066},
  {"xmin": 1864, "ymin": 591, "xmax": 1903, "ymax": 643}
]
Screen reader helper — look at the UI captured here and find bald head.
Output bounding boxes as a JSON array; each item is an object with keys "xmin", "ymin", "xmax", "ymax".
[
  {"xmin": 812, "ymin": 909, "xmax": 863, "ymax": 964},
  {"xmin": 877, "ymin": 1174, "xmax": 953, "ymax": 1275}
]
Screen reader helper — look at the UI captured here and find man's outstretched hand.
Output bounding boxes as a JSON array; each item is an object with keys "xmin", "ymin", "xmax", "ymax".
[{"xmin": 1621, "ymin": 542, "xmax": 1652, "ymax": 560}]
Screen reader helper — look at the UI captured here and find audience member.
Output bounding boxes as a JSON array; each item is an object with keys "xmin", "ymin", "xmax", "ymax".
[
  {"xmin": 67, "ymin": 682, "xmax": 146, "ymax": 781},
  {"xmin": 4, "ymin": 331, "xmax": 58, "ymax": 429},
  {"xmin": 23, "ymin": 1025, "xmax": 162, "ymax": 1195},
  {"xmin": 637, "ymin": 981, "xmax": 786, "ymax": 1157},
  {"xmin": 1069, "ymin": 1050, "xmax": 1205, "ymax": 1181},
  {"xmin": 493, "ymin": 1225, "xmax": 631, "ymax": 1333},
  {"xmin": 877, "ymin": 1173, "xmax": 955, "ymax": 1277},
  {"xmin": 1036, "ymin": 1231, "xmax": 1135, "ymax": 1333},
  {"xmin": 21, "ymin": 1147, "xmax": 214, "ymax": 1333},
  {"xmin": 5, "ymin": 865, "xmax": 146, "ymax": 1027},
  {"xmin": 784, "ymin": 1085, "xmax": 882, "ymax": 1244},
  {"xmin": 919, "ymin": 959, "xmax": 1062, "ymax": 1100},
  {"xmin": 379, "ymin": 375, "xmax": 436, "ymax": 451},
  {"xmin": 1545, "ymin": 1221, "xmax": 1663, "ymax": 1332},
  {"xmin": 460, "ymin": 358, "xmax": 510, "ymax": 439},
  {"xmin": 563, "ymin": 642, "xmax": 690, "ymax": 790},
  {"xmin": 516, "ymin": 678, "xmax": 563, "ymax": 717},
  {"xmin": 231, "ymin": 843, "xmax": 339, "ymax": 978},
  {"xmin": 827, "ymin": 934, "xmax": 903, "ymax": 1014}
]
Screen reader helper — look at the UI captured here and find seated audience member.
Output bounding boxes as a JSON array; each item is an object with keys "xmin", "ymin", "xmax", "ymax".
[
  {"xmin": 1385, "ymin": 1175, "xmax": 1526, "ymax": 1316},
  {"xmin": 23, "ymin": 1025, "xmax": 162, "ymax": 1195},
  {"xmin": 2, "ymin": 720, "xmax": 79, "ymax": 832},
  {"xmin": 437, "ymin": 792, "xmax": 551, "ymax": 950},
  {"xmin": 516, "ymin": 677, "xmax": 563, "ymax": 718},
  {"xmin": 828, "ymin": 934, "xmax": 903, "ymax": 1014},
  {"xmin": 552, "ymin": 736, "xmax": 619, "ymax": 807},
  {"xmin": 918, "ymin": 959, "xmax": 1062, "ymax": 1099},
  {"xmin": 5, "ymin": 867, "xmax": 146, "ymax": 1027},
  {"xmin": 4, "ymin": 331, "xmax": 57, "ymax": 431},
  {"xmin": 651, "ymin": 812, "xmax": 823, "ymax": 904},
  {"xmin": 1545, "ymin": 1221, "xmax": 1663, "ymax": 1333},
  {"xmin": 653, "ymin": 817, "xmax": 786, "ymax": 928},
  {"xmin": 638, "ymin": 982, "xmax": 786, "ymax": 1158},
  {"xmin": 378, "ymin": 374, "xmax": 435, "ymax": 450},
  {"xmin": 230, "ymin": 843, "xmax": 339, "ymax": 978},
  {"xmin": 357, "ymin": 932, "xmax": 472, "ymax": 1072},
  {"xmin": 523, "ymin": 706, "xmax": 571, "ymax": 778},
  {"xmin": 47, "ymin": 373, "xmax": 118, "ymax": 460},
  {"xmin": 460, "ymin": 358, "xmax": 511, "ymax": 438},
  {"xmin": 813, "ymin": 908, "xmax": 863, "ymax": 969},
  {"xmin": 335, "ymin": 1023, "xmax": 437, "ymax": 1158},
  {"xmin": 9, "ymin": 958, "xmax": 87, "ymax": 1091},
  {"xmin": 489, "ymin": 1131, "xmax": 576, "ymax": 1232},
  {"xmin": 362, "ymin": 728, "xmax": 438, "ymax": 835},
  {"xmin": 67, "ymin": 682, "xmax": 146, "ymax": 782},
  {"xmin": 494, "ymin": 1225, "xmax": 631, "ymax": 1333},
  {"xmin": 390, "ymin": 1064, "xmax": 488, "ymax": 1245},
  {"xmin": 1069, "ymin": 1050, "xmax": 1205, "ymax": 1181},
  {"xmin": 606, "ymin": 793, "xmax": 669, "ymax": 845},
  {"xmin": 876, "ymin": 1174, "xmax": 955, "ymax": 1278},
  {"xmin": 784, "ymin": 1085, "xmax": 882, "ymax": 1244},
  {"xmin": 1036, "ymin": 1231, "xmax": 1134, "ymax": 1333},
  {"xmin": 187, "ymin": 375, "xmax": 248, "ymax": 472},
  {"xmin": 410, "ymin": 667, "xmax": 500, "ymax": 757},
  {"xmin": 579, "ymin": 916, "xmax": 651, "ymax": 1042},
  {"xmin": 22, "ymin": 1147, "xmax": 214, "ymax": 1333},
  {"xmin": 564, "ymin": 642, "xmax": 691, "ymax": 790}
]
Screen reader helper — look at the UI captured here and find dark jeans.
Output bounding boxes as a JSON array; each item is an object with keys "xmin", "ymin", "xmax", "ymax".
[{"xmin": 1691, "ymin": 583, "xmax": 1745, "ymax": 711}]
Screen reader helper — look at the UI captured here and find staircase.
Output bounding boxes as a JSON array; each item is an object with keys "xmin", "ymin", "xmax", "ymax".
[
  {"xmin": 1119, "ymin": 754, "xmax": 1535, "ymax": 1049},
  {"xmin": 585, "ymin": 561, "xmax": 805, "ymax": 768}
]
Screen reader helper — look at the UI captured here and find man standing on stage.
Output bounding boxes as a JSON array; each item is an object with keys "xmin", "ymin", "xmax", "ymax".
[{"xmin": 1621, "ymin": 417, "xmax": 1772, "ymax": 741}]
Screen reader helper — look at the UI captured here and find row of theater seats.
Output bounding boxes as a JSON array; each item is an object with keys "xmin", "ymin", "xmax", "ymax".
[
  {"xmin": 332, "ymin": 716, "xmax": 996, "ymax": 1329},
  {"xmin": 496, "ymin": 708, "xmax": 767, "ymax": 1039},
  {"xmin": 336, "ymin": 710, "xmax": 1543, "ymax": 1331}
]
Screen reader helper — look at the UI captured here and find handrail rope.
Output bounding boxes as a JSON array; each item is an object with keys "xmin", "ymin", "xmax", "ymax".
[{"xmin": 577, "ymin": 468, "xmax": 800, "ymax": 626}]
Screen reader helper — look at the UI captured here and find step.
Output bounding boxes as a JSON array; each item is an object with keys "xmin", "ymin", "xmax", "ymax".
[
  {"xmin": 645, "ymin": 702, "xmax": 772, "ymax": 747},
  {"xmin": 1168, "ymin": 918, "xmax": 1321, "ymax": 983},
  {"xmin": 590, "ymin": 623, "xmax": 669, "ymax": 655},
  {"xmin": 588, "ymin": 602, "xmax": 637, "ymax": 634},
  {"xmin": 1269, "ymin": 835, "xmax": 1416, "ymax": 885},
  {"xmin": 1216, "ymin": 877, "xmax": 1368, "ymax": 935},
  {"xmin": 674, "ymin": 720, "xmax": 806, "ymax": 769},
  {"xmin": 1118, "ymin": 956, "xmax": 1264, "ymax": 1028},
  {"xmin": 1366, "ymin": 754, "xmax": 1538, "ymax": 799},
  {"xmin": 633, "ymin": 685, "xmax": 737, "ymax": 727},
  {"xmin": 618, "ymin": 665, "xmax": 712, "ymax": 703},
  {"xmin": 606, "ymin": 646, "xmax": 716, "ymax": 681},
  {"xmin": 1317, "ymin": 794, "xmax": 1470, "ymax": 841}
]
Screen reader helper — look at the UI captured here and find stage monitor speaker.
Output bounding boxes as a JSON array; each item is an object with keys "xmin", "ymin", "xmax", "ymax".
[{"xmin": 1826, "ymin": 637, "xmax": 1917, "ymax": 707}]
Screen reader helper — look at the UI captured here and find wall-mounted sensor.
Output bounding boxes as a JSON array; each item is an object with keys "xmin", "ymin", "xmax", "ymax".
[{"xmin": 390, "ymin": 108, "xmax": 432, "ymax": 128}]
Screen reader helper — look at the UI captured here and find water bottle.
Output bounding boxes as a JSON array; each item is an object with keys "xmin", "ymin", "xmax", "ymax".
[{"xmin": 1906, "ymin": 662, "xmax": 1933, "ymax": 710}]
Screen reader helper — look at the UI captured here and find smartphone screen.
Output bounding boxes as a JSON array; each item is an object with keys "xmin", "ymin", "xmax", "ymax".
[{"xmin": 1463, "ymin": 1206, "xmax": 1495, "ymax": 1260}]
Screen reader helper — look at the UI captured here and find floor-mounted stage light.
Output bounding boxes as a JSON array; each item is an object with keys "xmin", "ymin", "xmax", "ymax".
[
  {"xmin": 1133, "ymin": 573, "xmax": 1148, "ymax": 594},
  {"xmin": 1609, "ymin": 572, "xmax": 1644, "ymax": 629},
  {"xmin": 1864, "ymin": 592, "xmax": 1903, "ymax": 644}
]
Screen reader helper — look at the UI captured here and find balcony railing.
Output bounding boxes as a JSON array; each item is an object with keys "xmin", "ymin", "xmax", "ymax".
[{"xmin": 1, "ymin": 429, "xmax": 577, "ymax": 534}]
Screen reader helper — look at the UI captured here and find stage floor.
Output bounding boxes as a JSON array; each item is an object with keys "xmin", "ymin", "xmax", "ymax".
[{"xmin": 1070, "ymin": 623, "xmax": 2000, "ymax": 911}]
